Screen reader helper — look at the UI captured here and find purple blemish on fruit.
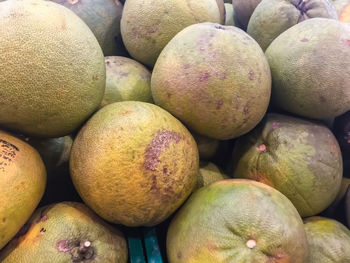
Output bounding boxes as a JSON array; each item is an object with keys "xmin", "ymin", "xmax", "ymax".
[
  {"xmin": 57, "ymin": 240, "xmax": 71, "ymax": 252},
  {"xmin": 243, "ymin": 106, "xmax": 249, "ymax": 115},
  {"xmin": 40, "ymin": 215, "xmax": 48, "ymax": 222},
  {"xmin": 221, "ymin": 119, "xmax": 228, "ymax": 123},
  {"xmin": 346, "ymin": 39, "xmax": 350, "ymax": 46},
  {"xmin": 272, "ymin": 122, "xmax": 280, "ymax": 129},
  {"xmin": 200, "ymin": 47, "xmax": 205, "ymax": 51},
  {"xmin": 199, "ymin": 72, "xmax": 210, "ymax": 82},
  {"xmin": 257, "ymin": 144, "xmax": 267, "ymax": 152},
  {"xmin": 300, "ymin": 38, "xmax": 308, "ymax": 42},
  {"xmin": 249, "ymin": 71, "xmax": 254, "ymax": 80},
  {"xmin": 217, "ymin": 100, "xmax": 223, "ymax": 109},
  {"xmin": 144, "ymin": 130, "xmax": 182, "ymax": 171},
  {"xmin": 212, "ymin": 52, "xmax": 217, "ymax": 58},
  {"xmin": 221, "ymin": 73, "xmax": 227, "ymax": 80},
  {"xmin": 184, "ymin": 64, "xmax": 190, "ymax": 69}
]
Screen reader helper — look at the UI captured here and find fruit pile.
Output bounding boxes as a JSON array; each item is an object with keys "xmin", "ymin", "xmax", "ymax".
[{"xmin": 0, "ymin": 0, "xmax": 350, "ymax": 262}]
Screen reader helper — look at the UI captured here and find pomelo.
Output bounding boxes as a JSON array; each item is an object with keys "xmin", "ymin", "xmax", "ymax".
[
  {"xmin": 151, "ymin": 22, "xmax": 271, "ymax": 140},
  {"xmin": 70, "ymin": 101, "xmax": 199, "ymax": 227},
  {"xmin": 0, "ymin": 0, "xmax": 105, "ymax": 137},
  {"xmin": 167, "ymin": 179, "xmax": 309, "ymax": 262},
  {"xmin": 232, "ymin": 113, "xmax": 343, "ymax": 217},
  {"xmin": 0, "ymin": 130, "xmax": 46, "ymax": 249}
]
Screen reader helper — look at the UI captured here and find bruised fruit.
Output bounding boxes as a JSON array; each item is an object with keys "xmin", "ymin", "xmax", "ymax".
[
  {"xmin": 224, "ymin": 3, "xmax": 235, "ymax": 26},
  {"xmin": 232, "ymin": 113, "xmax": 343, "ymax": 217},
  {"xmin": 0, "ymin": 130, "xmax": 46, "ymax": 249},
  {"xmin": 266, "ymin": 18, "xmax": 350, "ymax": 120},
  {"xmin": 51, "ymin": 0, "xmax": 125, "ymax": 56},
  {"xmin": 0, "ymin": 0, "xmax": 105, "ymax": 137},
  {"xmin": 247, "ymin": 0, "xmax": 338, "ymax": 51},
  {"xmin": 167, "ymin": 179, "xmax": 309, "ymax": 262},
  {"xmin": 121, "ymin": 0, "xmax": 225, "ymax": 66},
  {"xmin": 232, "ymin": 0, "xmax": 262, "ymax": 29},
  {"xmin": 0, "ymin": 202, "xmax": 128, "ymax": 263},
  {"xmin": 152, "ymin": 22, "xmax": 271, "ymax": 140},
  {"xmin": 70, "ymin": 101, "xmax": 199, "ymax": 226},
  {"xmin": 193, "ymin": 133, "xmax": 219, "ymax": 160},
  {"xmin": 304, "ymin": 217, "xmax": 350, "ymax": 262},
  {"xmin": 101, "ymin": 56, "xmax": 153, "ymax": 108},
  {"xmin": 195, "ymin": 162, "xmax": 228, "ymax": 190},
  {"xmin": 332, "ymin": 0, "xmax": 350, "ymax": 21}
]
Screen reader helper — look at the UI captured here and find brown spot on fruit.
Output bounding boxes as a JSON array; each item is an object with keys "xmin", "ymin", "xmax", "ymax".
[
  {"xmin": 249, "ymin": 70, "xmax": 254, "ymax": 80},
  {"xmin": 40, "ymin": 215, "xmax": 48, "ymax": 222},
  {"xmin": 92, "ymin": 75, "xmax": 99, "ymax": 81},
  {"xmin": 257, "ymin": 144, "xmax": 267, "ymax": 152},
  {"xmin": 199, "ymin": 72, "xmax": 210, "ymax": 82},
  {"xmin": 300, "ymin": 38, "xmax": 308, "ymax": 42},
  {"xmin": 177, "ymin": 252, "xmax": 182, "ymax": 259},
  {"xmin": 40, "ymin": 228, "xmax": 46, "ymax": 233},
  {"xmin": 2, "ymin": 218, "xmax": 6, "ymax": 222},
  {"xmin": 57, "ymin": 240, "xmax": 71, "ymax": 253},
  {"xmin": 144, "ymin": 130, "xmax": 181, "ymax": 171},
  {"xmin": 243, "ymin": 106, "xmax": 249, "ymax": 115},
  {"xmin": 216, "ymin": 100, "xmax": 223, "ymax": 109},
  {"xmin": 184, "ymin": 64, "xmax": 190, "ymax": 70},
  {"xmin": 319, "ymin": 95, "xmax": 326, "ymax": 103}
]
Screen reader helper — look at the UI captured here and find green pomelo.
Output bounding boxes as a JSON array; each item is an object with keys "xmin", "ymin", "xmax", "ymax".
[
  {"xmin": 232, "ymin": 113, "xmax": 343, "ymax": 217},
  {"xmin": 0, "ymin": 130, "xmax": 46, "ymax": 249},
  {"xmin": 51, "ymin": 0, "xmax": 125, "ymax": 56},
  {"xmin": 0, "ymin": 0, "xmax": 105, "ymax": 137},
  {"xmin": 247, "ymin": 0, "xmax": 338, "ymax": 51},
  {"xmin": 0, "ymin": 202, "xmax": 128, "ymax": 263},
  {"xmin": 195, "ymin": 162, "xmax": 229, "ymax": 190},
  {"xmin": 121, "ymin": 0, "xmax": 225, "ymax": 67},
  {"xmin": 101, "ymin": 56, "xmax": 153, "ymax": 108},
  {"xmin": 151, "ymin": 22, "xmax": 271, "ymax": 140},
  {"xmin": 232, "ymin": 0, "xmax": 262, "ymax": 29},
  {"xmin": 70, "ymin": 101, "xmax": 199, "ymax": 227},
  {"xmin": 304, "ymin": 216, "xmax": 350, "ymax": 262},
  {"xmin": 265, "ymin": 18, "xmax": 350, "ymax": 120},
  {"xmin": 167, "ymin": 179, "xmax": 309, "ymax": 262},
  {"xmin": 224, "ymin": 3, "xmax": 235, "ymax": 26}
]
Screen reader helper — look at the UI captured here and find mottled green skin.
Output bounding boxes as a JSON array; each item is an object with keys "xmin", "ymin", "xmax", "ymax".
[
  {"xmin": 266, "ymin": 18, "xmax": 350, "ymax": 120},
  {"xmin": 247, "ymin": 0, "xmax": 337, "ymax": 51},
  {"xmin": 51, "ymin": 0, "xmax": 125, "ymax": 56},
  {"xmin": 195, "ymin": 161, "xmax": 228, "ymax": 189},
  {"xmin": 232, "ymin": 113, "xmax": 343, "ymax": 217},
  {"xmin": 101, "ymin": 56, "xmax": 153, "ymax": 107},
  {"xmin": 232, "ymin": 0, "xmax": 262, "ymax": 29},
  {"xmin": 193, "ymin": 133, "xmax": 219, "ymax": 160},
  {"xmin": 167, "ymin": 179, "xmax": 309, "ymax": 263},
  {"xmin": 224, "ymin": 3, "xmax": 235, "ymax": 26},
  {"xmin": 152, "ymin": 23, "xmax": 271, "ymax": 140},
  {"xmin": 304, "ymin": 217, "xmax": 350, "ymax": 262}
]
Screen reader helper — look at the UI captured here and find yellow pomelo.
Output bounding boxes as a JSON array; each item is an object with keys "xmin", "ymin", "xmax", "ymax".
[
  {"xmin": 0, "ymin": 130, "xmax": 46, "ymax": 249},
  {"xmin": 0, "ymin": 202, "xmax": 128, "ymax": 263},
  {"xmin": 0, "ymin": 0, "xmax": 105, "ymax": 137},
  {"xmin": 70, "ymin": 101, "xmax": 199, "ymax": 226},
  {"xmin": 121, "ymin": 0, "xmax": 225, "ymax": 66}
]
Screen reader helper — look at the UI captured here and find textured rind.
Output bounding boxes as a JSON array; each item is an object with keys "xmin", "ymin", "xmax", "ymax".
[
  {"xmin": 101, "ymin": 56, "xmax": 153, "ymax": 107},
  {"xmin": 265, "ymin": 18, "xmax": 350, "ymax": 119},
  {"xmin": 0, "ymin": 202, "xmax": 128, "ymax": 263},
  {"xmin": 0, "ymin": 0, "xmax": 105, "ymax": 137},
  {"xmin": 151, "ymin": 22, "xmax": 271, "ymax": 140},
  {"xmin": 232, "ymin": 113, "xmax": 343, "ymax": 217},
  {"xmin": 167, "ymin": 179, "xmax": 309, "ymax": 263},
  {"xmin": 0, "ymin": 130, "xmax": 46, "ymax": 250},
  {"xmin": 332, "ymin": 0, "xmax": 350, "ymax": 22},
  {"xmin": 70, "ymin": 101, "xmax": 199, "ymax": 227},
  {"xmin": 247, "ymin": 0, "xmax": 338, "ymax": 51},
  {"xmin": 224, "ymin": 3, "xmax": 235, "ymax": 26},
  {"xmin": 121, "ymin": 0, "xmax": 224, "ymax": 66},
  {"xmin": 304, "ymin": 216, "xmax": 350, "ymax": 262},
  {"xmin": 51, "ymin": 0, "xmax": 125, "ymax": 56}
]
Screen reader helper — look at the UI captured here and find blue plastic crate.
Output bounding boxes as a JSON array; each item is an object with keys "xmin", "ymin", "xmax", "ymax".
[{"xmin": 126, "ymin": 227, "xmax": 163, "ymax": 263}]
